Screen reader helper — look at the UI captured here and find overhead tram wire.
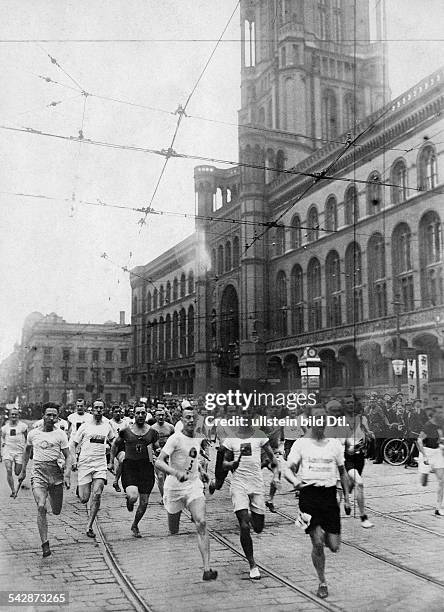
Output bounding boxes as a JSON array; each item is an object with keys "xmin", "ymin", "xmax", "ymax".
[
  {"xmin": 2, "ymin": 122, "xmax": 437, "ymax": 197},
  {"xmin": 1, "ymin": 37, "xmax": 443, "ymax": 42},
  {"xmin": 137, "ymin": 0, "xmax": 240, "ymax": 233}
]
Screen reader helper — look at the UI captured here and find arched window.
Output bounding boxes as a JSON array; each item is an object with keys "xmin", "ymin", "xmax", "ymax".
[
  {"xmin": 165, "ymin": 281, "xmax": 171, "ymax": 304},
  {"xmin": 265, "ymin": 148, "xmax": 276, "ymax": 183},
  {"xmin": 321, "ymin": 89, "xmax": 337, "ymax": 140},
  {"xmin": 276, "ymin": 271, "xmax": 288, "ymax": 336},
  {"xmin": 179, "ymin": 308, "xmax": 187, "ymax": 357},
  {"xmin": 147, "ymin": 291, "xmax": 152, "ymax": 312},
  {"xmin": 187, "ymin": 305, "xmax": 195, "ymax": 356},
  {"xmin": 307, "ymin": 206, "xmax": 319, "ymax": 242},
  {"xmin": 345, "ymin": 242, "xmax": 363, "ymax": 323},
  {"xmin": 391, "ymin": 159, "xmax": 408, "ymax": 204},
  {"xmin": 146, "ymin": 321, "xmax": 152, "ymax": 363},
  {"xmin": 211, "ymin": 248, "xmax": 216, "ymax": 272},
  {"xmin": 392, "ymin": 223, "xmax": 414, "ymax": 311},
  {"xmin": 332, "ymin": 0, "xmax": 343, "ymax": 41},
  {"xmin": 325, "ymin": 196, "xmax": 338, "ymax": 232},
  {"xmin": 368, "ymin": 233, "xmax": 387, "ymax": 318},
  {"xmin": 172, "ymin": 312, "xmax": 179, "ymax": 358},
  {"xmin": 244, "ymin": 19, "xmax": 256, "ymax": 68},
  {"xmin": 172, "ymin": 278, "xmax": 178, "ymax": 301},
  {"xmin": 159, "ymin": 285, "xmax": 164, "ymax": 308},
  {"xmin": 418, "ymin": 144, "xmax": 438, "ymax": 191},
  {"xmin": 290, "ymin": 264, "xmax": 304, "ymax": 334},
  {"xmin": 187, "ymin": 270, "xmax": 194, "ymax": 294},
  {"xmin": 367, "ymin": 171, "xmax": 382, "ymax": 215},
  {"xmin": 233, "ymin": 236, "xmax": 240, "ymax": 267},
  {"xmin": 218, "ymin": 245, "xmax": 224, "ymax": 275},
  {"xmin": 318, "ymin": 0, "xmax": 329, "ymax": 39},
  {"xmin": 225, "ymin": 242, "xmax": 232, "ymax": 271},
  {"xmin": 343, "ymin": 92, "xmax": 354, "ymax": 129},
  {"xmin": 276, "ymin": 149, "xmax": 285, "ymax": 172},
  {"xmin": 325, "ymin": 250, "xmax": 342, "ymax": 327},
  {"xmin": 419, "ymin": 211, "xmax": 443, "ymax": 306},
  {"xmin": 165, "ymin": 314, "xmax": 172, "ymax": 360},
  {"xmin": 344, "ymin": 185, "xmax": 359, "ymax": 225},
  {"xmin": 158, "ymin": 316, "xmax": 165, "ymax": 360},
  {"xmin": 307, "ymin": 257, "xmax": 322, "ymax": 330},
  {"xmin": 153, "ymin": 288, "xmax": 158, "ymax": 310},
  {"xmin": 180, "ymin": 273, "xmax": 186, "ymax": 298},
  {"xmin": 152, "ymin": 319, "xmax": 158, "ymax": 361},
  {"xmin": 291, "ymin": 214, "xmax": 302, "ymax": 249},
  {"xmin": 275, "ymin": 225, "xmax": 286, "ymax": 256}
]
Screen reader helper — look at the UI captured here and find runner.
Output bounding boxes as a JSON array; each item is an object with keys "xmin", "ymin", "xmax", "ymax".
[
  {"xmin": 72, "ymin": 399, "xmax": 114, "ymax": 538},
  {"xmin": 0, "ymin": 409, "xmax": 28, "ymax": 496},
  {"xmin": 208, "ymin": 404, "xmax": 237, "ymax": 495},
  {"xmin": 109, "ymin": 405, "xmax": 159, "ymax": 537},
  {"xmin": 33, "ymin": 414, "xmax": 68, "ymax": 433},
  {"xmin": 151, "ymin": 407, "xmax": 175, "ymax": 501},
  {"xmin": 285, "ymin": 404, "xmax": 350, "ymax": 599},
  {"xmin": 17, "ymin": 404, "xmax": 71, "ymax": 558},
  {"xmin": 108, "ymin": 405, "xmax": 129, "ymax": 492},
  {"xmin": 155, "ymin": 407, "xmax": 217, "ymax": 581},
  {"xmin": 67, "ymin": 399, "xmax": 92, "ymax": 439},
  {"xmin": 222, "ymin": 411, "xmax": 279, "ymax": 580},
  {"xmin": 342, "ymin": 394, "xmax": 375, "ymax": 528},
  {"xmin": 417, "ymin": 405, "xmax": 444, "ymax": 515}
]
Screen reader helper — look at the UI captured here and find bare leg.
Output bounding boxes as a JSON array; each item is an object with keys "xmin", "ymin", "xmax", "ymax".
[
  {"xmin": 33, "ymin": 487, "xmax": 49, "ymax": 544},
  {"xmin": 4, "ymin": 460, "xmax": 15, "ymax": 494},
  {"xmin": 48, "ymin": 484, "xmax": 64, "ymax": 515},
  {"xmin": 86, "ymin": 479, "xmax": 105, "ymax": 531},
  {"xmin": 435, "ymin": 468, "xmax": 444, "ymax": 509},
  {"xmin": 167, "ymin": 511, "xmax": 182, "ymax": 534},
  {"xmin": 235, "ymin": 509, "xmax": 256, "ymax": 569},
  {"xmin": 309, "ymin": 527, "xmax": 326, "ymax": 584},
  {"xmin": 189, "ymin": 497, "xmax": 210, "ymax": 572}
]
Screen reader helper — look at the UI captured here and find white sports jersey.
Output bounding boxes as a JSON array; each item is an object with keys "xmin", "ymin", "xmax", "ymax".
[
  {"xmin": 287, "ymin": 437, "xmax": 345, "ymax": 488},
  {"xmin": 223, "ymin": 432, "xmax": 269, "ymax": 493},
  {"xmin": 27, "ymin": 428, "xmax": 69, "ymax": 462},
  {"xmin": 73, "ymin": 420, "xmax": 114, "ymax": 464},
  {"xmin": 1, "ymin": 421, "xmax": 28, "ymax": 455},
  {"xmin": 67, "ymin": 412, "xmax": 93, "ymax": 438},
  {"xmin": 162, "ymin": 432, "xmax": 204, "ymax": 490}
]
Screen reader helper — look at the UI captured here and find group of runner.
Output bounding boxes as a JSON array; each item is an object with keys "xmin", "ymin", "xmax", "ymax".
[{"xmin": 2, "ymin": 395, "xmax": 443, "ymax": 598}]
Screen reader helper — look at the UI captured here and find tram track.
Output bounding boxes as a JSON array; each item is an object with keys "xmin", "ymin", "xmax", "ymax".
[
  {"xmin": 365, "ymin": 505, "xmax": 444, "ymax": 538},
  {"xmin": 183, "ymin": 510, "xmax": 346, "ymax": 612},
  {"xmin": 272, "ymin": 508, "xmax": 444, "ymax": 590}
]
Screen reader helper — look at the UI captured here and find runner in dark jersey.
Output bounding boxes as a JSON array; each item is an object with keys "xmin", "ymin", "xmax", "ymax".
[{"xmin": 109, "ymin": 406, "xmax": 159, "ymax": 537}]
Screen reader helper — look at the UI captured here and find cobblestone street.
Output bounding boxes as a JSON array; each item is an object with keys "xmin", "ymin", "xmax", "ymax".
[{"xmin": 1, "ymin": 459, "xmax": 443, "ymax": 612}]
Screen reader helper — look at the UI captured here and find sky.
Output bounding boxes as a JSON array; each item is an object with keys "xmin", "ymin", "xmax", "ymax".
[{"xmin": 0, "ymin": 0, "xmax": 443, "ymax": 360}]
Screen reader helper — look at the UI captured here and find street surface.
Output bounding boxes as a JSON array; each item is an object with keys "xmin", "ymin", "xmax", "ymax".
[{"xmin": 1, "ymin": 456, "xmax": 443, "ymax": 612}]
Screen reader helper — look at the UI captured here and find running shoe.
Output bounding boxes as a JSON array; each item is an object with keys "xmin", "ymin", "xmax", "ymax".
[
  {"xmin": 360, "ymin": 515, "xmax": 374, "ymax": 528},
  {"xmin": 131, "ymin": 525, "xmax": 142, "ymax": 538},
  {"xmin": 434, "ymin": 509, "xmax": 444, "ymax": 516},
  {"xmin": 208, "ymin": 480, "xmax": 216, "ymax": 495},
  {"xmin": 86, "ymin": 528, "xmax": 96, "ymax": 538},
  {"xmin": 249, "ymin": 567, "xmax": 261, "ymax": 580},
  {"xmin": 316, "ymin": 583, "xmax": 328, "ymax": 599},
  {"xmin": 41, "ymin": 541, "xmax": 51, "ymax": 558},
  {"xmin": 202, "ymin": 569, "xmax": 218, "ymax": 581},
  {"xmin": 265, "ymin": 501, "xmax": 276, "ymax": 513},
  {"xmin": 112, "ymin": 482, "xmax": 121, "ymax": 493}
]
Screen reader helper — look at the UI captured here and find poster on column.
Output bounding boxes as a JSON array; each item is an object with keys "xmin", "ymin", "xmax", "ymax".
[
  {"xmin": 406, "ymin": 358, "xmax": 417, "ymax": 401},
  {"xmin": 418, "ymin": 354, "xmax": 429, "ymax": 402}
]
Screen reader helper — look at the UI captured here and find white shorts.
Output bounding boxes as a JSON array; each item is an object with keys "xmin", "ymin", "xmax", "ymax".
[
  {"xmin": 419, "ymin": 447, "xmax": 444, "ymax": 473},
  {"xmin": 230, "ymin": 485, "xmax": 266, "ymax": 515},
  {"xmin": 2, "ymin": 450, "xmax": 23, "ymax": 463},
  {"xmin": 163, "ymin": 479, "xmax": 204, "ymax": 515},
  {"xmin": 77, "ymin": 462, "xmax": 107, "ymax": 486}
]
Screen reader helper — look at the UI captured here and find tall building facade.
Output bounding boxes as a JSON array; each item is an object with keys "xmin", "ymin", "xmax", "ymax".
[
  {"xmin": 130, "ymin": 1, "xmax": 443, "ymax": 400},
  {"xmin": 21, "ymin": 312, "xmax": 132, "ymax": 405}
]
